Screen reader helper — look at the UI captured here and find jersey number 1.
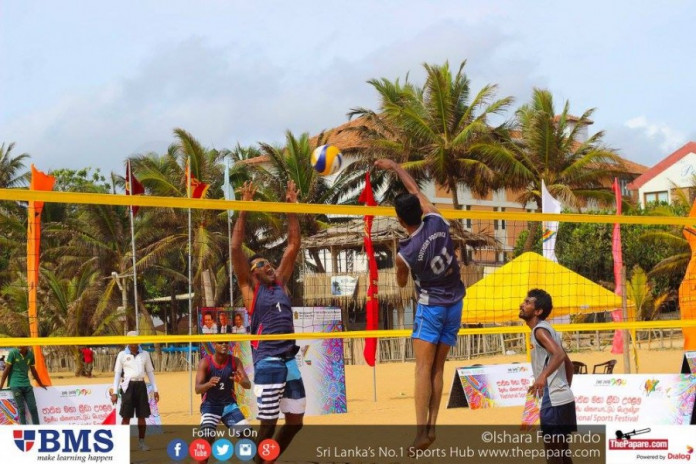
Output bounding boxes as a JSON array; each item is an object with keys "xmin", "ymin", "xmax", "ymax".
[{"xmin": 430, "ymin": 247, "xmax": 452, "ymax": 275}]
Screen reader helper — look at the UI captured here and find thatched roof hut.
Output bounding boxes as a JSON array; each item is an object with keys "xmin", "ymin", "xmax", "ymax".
[{"xmin": 300, "ymin": 216, "xmax": 496, "ymax": 311}]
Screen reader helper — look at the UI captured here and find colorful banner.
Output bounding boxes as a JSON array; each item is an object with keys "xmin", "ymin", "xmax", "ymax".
[
  {"xmin": 197, "ymin": 307, "xmax": 256, "ymax": 419},
  {"xmin": 682, "ymin": 351, "xmax": 696, "ymax": 374},
  {"xmin": 196, "ymin": 306, "xmax": 347, "ymax": 417},
  {"xmin": 522, "ymin": 374, "xmax": 696, "ymax": 429},
  {"xmin": 1, "ymin": 384, "xmax": 160, "ymax": 427},
  {"xmin": 447, "ymin": 363, "xmax": 533, "ymax": 409},
  {"xmin": 292, "ymin": 307, "xmax": 347, "ymax": 415}
]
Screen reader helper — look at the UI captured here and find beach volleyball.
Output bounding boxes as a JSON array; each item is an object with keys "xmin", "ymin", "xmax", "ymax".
[{"xmin": 311, "ymin": 144, "xmax": 343, "ymax": 175}]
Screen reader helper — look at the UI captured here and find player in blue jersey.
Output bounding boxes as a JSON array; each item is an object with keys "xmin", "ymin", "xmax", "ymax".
[
  {"xmin": 195, "ymin": 341, "xmax": 251, "ymax": 464},
  {"xmin": 231, "ymin": 179, "xmax": 303, "ymax": 464},
  {"xmin": 375, "ymin": 159, "xmax": 466, "ymax": 452}
]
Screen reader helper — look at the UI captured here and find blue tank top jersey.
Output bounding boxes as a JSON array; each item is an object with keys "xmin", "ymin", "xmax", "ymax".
[
  {"xmin": 249, "ymin": 282, "xmax": 296, "ymax": 364},
  {"xmin": 398, "ymin": 213, "xmax": 466, "ymax": 306},
  {"xmin": 202, "ymin": 355, "xmax": 237, "ymax": 406}
]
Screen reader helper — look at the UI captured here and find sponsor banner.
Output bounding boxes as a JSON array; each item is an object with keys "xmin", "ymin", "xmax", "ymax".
[
  {"xmin": 195, "ymin": 306, "xmax": 347, "ymax": 417},
  {"xmin": 448, "ymin": 363, "xmax": 533, "ymax": 409},
  {"xmin": 573, "ymin": 374, "xmax": 696, "ymax": 425},
  {"xmin": 1, "ymin": 384, "xmax": 162, "ymax": 429},
  {"xmin": 1, "ymin": 425, "xmax": 129, "ymax": 464},
  {"xmin": 292, "ymin": 307, "xmax": 347, "ymax": 415},
  {"xmin": 606, "ymin": 424, "xmax": 696, "ymax": 463},
  {"xmin": 683, "ymin": 351, "xmax": 696, "ymax": 374}
]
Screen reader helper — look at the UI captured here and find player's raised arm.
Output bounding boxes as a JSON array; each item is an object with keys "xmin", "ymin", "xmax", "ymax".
[
  {"xmin": 231, "ymin": 181, "xmax": 256, "ymax": 308},
  {"xmin": 374, "ymin": 159, "xmax": 438, "ymax": 215},
  {"xmin": 276, "ymin": 180, "xmax": 300, "ymax": 286}
]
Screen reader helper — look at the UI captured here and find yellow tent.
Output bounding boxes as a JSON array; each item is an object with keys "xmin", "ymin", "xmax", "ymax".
[{"xmin": 462, "ymin": 252, "xmax": 632, "ymax": 324}]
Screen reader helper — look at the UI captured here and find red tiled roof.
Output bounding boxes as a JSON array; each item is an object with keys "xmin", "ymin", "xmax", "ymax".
[{"xmin": 627, "ymin": 141, "xmax": 696, "ymax": 189}]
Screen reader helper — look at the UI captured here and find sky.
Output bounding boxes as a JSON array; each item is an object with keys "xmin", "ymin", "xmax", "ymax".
[{"xmin": 2, "ymin": 1, "xmax": 695, "ymax": 176}]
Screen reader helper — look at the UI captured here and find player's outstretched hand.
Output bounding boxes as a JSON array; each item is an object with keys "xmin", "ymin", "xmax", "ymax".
[
  {"xmin": 286, "ymin": 180, "xmax": 298, "ymax": 203},
  {"xmin": 374, "ymin": 159, "xmax": 396, "ymax": 171},
  {"xmin": 240, "ymin": 181, "xmax": 256, "ymax": 201}
]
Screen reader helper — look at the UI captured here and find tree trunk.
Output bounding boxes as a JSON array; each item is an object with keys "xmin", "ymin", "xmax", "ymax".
[
  {"xmin": 523, "ymin": 199, "xmax": 542, "ymax": 252},
  {"xmin": 524, "ymin": 222, "xmax": 540, "ymax": 252},
  {"xmin": 308, "ymin": 249, "xmax": 325, "ymax": 273}
]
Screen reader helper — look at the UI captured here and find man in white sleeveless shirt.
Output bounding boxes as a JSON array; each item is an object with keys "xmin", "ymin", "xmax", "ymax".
[{"xmin": 520, "ymin": 289, "xmax": 576, "ymax": 464}]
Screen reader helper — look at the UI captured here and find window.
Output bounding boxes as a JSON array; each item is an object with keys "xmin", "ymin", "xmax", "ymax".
[
  {"xmin": 493, "ymin": 207, "xmax": 506, "ymax": 230},
  {"xmin": 620, "ymin": 179, "xmax": 630, "ymax": 197},
  {"xmin": 465, "ymin": 205, "xmax": 471, "ymax": 229},
  {"xmin": 644, "ymin": 191, "xmax": 668, "ymax": 204}
]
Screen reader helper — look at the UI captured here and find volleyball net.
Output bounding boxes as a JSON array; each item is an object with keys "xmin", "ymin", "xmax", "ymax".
[{"xmin": 0, "ymin": 188, "xmax": 695, "ymax": 361}]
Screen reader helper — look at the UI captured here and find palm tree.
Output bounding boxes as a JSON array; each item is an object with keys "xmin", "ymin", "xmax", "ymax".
[
  {"xmin": 484, "ymin": 88, "xmax": 627, "ymax": 250},
  {"xmin": 252, "ymin": 130, "xmax": 363, "ymax": 273},
  {"xmin": 0, "ymin": 142, "xmax": 30, "ymax": 188},
  {"xmin": 131, "ymin": 129, "xmax": 230, "ymax": 311},
  {"xmin": 348, "ymin": 60, "xmax": 513, "ymax": 209}
]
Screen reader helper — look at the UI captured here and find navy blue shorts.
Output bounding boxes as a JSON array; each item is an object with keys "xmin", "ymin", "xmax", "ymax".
[
  {"xmin": 540, "ymin": 401, "xmax": 578, "ymax": 437},
  {"xmin": 200, "ymin": 402, "xmax": 247, "ymax": 429}
]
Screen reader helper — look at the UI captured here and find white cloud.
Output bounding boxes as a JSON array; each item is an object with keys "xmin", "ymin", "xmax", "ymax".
[
  {"xmin": 624, "ymin": 116, "xmax": 687, "ymax": 153},
  {"xmin": 2, "ymin": 20, "xmax": 541, "ymax": 176}
]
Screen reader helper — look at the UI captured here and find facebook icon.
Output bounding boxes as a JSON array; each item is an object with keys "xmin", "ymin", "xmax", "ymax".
[{"xmin": 167, "ymin": 439, "xmax": 188, "ymax": 461}]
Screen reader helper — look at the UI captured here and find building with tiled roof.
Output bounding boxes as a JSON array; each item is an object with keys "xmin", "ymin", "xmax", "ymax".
[{"xmin": 627, "ymin": 142, "xmax": 696, "ymax": 208}]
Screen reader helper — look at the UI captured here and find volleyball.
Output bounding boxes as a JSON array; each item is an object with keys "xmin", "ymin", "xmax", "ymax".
[{"xmin": 311, "ymin": 144, "xmax": 343, "ymax": 176}]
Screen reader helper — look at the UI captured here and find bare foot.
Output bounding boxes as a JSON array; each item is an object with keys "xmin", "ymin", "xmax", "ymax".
[
  {"xmin": 427, "ymin": 426, "xmax": 436, "ymax": 445},
  {"xmin": 408, "ymin": 433, "xmax": 434, "ymax": 457}
]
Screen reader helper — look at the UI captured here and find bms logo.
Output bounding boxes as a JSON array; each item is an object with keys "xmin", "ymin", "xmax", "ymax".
[
  {"xmin": 12, "ymin": 429, "xmax": 114, "ymax": 453},
  {"xmin": 13, "ymin": 430, "xmax": 36, "ymax": 452}
]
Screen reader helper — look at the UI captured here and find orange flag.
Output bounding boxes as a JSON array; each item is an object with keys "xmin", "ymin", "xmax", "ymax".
[
  {"xmin": 28, "ymin": 165, "xmax": 55, "ymax": 386},
  {"xmin": 185, "ymin": 160, "xmax": 210, "ymax": 199},
  {"xmin": 679, "ymin": 201, "xmax": 696, "ymax": 350}
]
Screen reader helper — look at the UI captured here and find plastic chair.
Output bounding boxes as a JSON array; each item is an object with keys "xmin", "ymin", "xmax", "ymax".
[
  {"xmin": 593, "ymin": 359, "xmax": 617, "ymax": 374},
  {"xmin": 571, "ymin": 361, "xmax": 588, "ymax": 374}
]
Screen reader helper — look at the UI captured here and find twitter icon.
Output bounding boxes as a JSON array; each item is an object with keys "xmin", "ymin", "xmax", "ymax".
[{"xmin": 212, "ymin": 438, "xmax": 234, "ymax": 461}]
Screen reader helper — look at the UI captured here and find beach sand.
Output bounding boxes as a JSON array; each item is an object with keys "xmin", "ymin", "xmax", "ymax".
[{"xmin": 49, "ymin": 344, "xmax": 688, "ymax": 426}]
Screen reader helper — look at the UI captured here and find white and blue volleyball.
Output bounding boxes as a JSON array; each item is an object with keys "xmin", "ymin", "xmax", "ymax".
[{"xmin": 311, "ymin": 144, "xmax": 343, "ymax": 176}]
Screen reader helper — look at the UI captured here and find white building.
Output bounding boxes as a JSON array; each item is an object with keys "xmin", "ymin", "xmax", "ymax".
[{"xmin": 628, "ymin": 142, "xmax": 696, "ymax": 208}]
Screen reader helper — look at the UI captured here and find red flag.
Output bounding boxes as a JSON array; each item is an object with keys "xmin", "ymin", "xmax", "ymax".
[
  {"xmin": 186, "ymin": 160, "xmax": 210, "ymax": 199},
  {"xmin": 611, "ymin": 178, "xmax": 624, "ymax": 354},
  {"xmin": 359, "ymin": 172, "xmax": 379, "ymax": 366},
  {"xmin": 101, "ymin": 408, "xmax": 117, "ymax": 425},
  {"xmin": 125, "ymin": 161, "xmax": 145, "ymax": 215}
]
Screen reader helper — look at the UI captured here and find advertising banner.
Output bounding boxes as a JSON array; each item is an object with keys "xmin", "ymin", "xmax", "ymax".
[
  {"xmin": 196, "ymin": 306, "xmax": 347, "ymax": 417},
  {"xmin": 522, "ymin": 374, "xmax": 696, "ymax": 429},
  {"xmin": 292, "ymin": 307, "xmax": 347, "ymax": 415},
  {"xmin": 1, "ymin": 384, "xmax": 162, "ymax": 428},
  {"xmin": 447, "ymin": 363, "xmax": 533, "ymax": 409}
]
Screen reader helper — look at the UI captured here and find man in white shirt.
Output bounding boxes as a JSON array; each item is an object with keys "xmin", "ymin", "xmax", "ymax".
[
  {"xmin": 111, "ymin": 331, "xmax": 160, "ymax": 451},
  {"xmin": 201, "ymin": 311, "xmax": 218, "ymax": 334}
]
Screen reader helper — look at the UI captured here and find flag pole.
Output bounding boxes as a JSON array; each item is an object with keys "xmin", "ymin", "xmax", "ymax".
[
  {"xmin": 127, "ymin": 161, "xmax": 140, "ymax": 334},
  {"xmin": 187, "ymin": 157, "xmax": 193, "ymax": 415},
  {"xmin": 224, "ymin": 157, "xmax": 234, "ymax": 307}
]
